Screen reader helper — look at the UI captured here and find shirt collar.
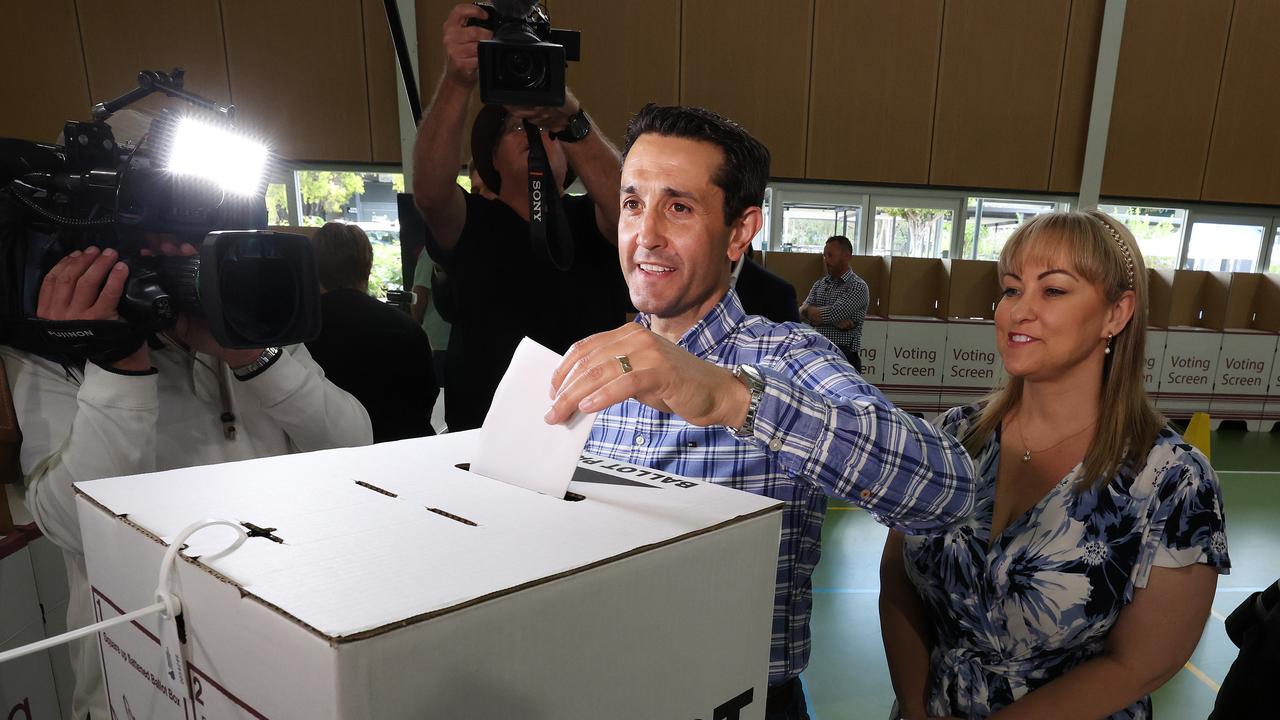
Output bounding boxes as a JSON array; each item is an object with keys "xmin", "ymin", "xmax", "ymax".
[
  {"xmin": 825, "ymin": 269, "xmax": 856, "ymax": 284},
  {"xmin": 634, "ymin": 289, "xmax": 746, "ymax": 359}
]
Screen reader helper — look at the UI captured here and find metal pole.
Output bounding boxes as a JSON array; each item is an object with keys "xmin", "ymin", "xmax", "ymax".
[{"xmin": 1077, "ymin": 0, "xmax": 1128, "ymax": 209}]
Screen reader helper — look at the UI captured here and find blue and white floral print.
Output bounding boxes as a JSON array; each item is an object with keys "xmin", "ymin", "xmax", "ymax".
[{"xmin": 903, "ymin": 404, "xmax": 1230, "ymax": 719}]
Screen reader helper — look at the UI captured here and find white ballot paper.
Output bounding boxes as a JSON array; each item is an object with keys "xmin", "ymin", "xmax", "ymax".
[{"xmin": 472, "ymin": 337, "xmax": 599, "ymax": 497}]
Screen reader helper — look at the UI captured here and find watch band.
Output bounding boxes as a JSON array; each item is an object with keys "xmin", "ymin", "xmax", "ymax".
[
  {"xmin": 231, "ymin": 346, "xmax": 282, "ymax": 381},
  {"xmin": 551, "ymin": 109, "xmax": 591, "ymax": 143},
  {"xmin": 730, "ymin": 364, "xmax": 765, "ymax": 438}
]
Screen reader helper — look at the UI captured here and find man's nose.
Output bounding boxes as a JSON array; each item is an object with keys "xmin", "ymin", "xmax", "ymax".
[{"xmin": 638, "ymin": 207, "xmax": 666, "ymax": 248}]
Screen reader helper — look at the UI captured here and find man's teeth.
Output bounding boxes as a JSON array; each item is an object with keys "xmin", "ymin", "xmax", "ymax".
[{"xmin": 640, "ymin": 264, "xmax": 673, "ymax": 273}]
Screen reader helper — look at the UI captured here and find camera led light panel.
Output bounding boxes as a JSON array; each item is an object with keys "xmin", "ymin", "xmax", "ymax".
[{"xmin": 167, "ymin": 117, "xmax": 269, "ymax": 196}]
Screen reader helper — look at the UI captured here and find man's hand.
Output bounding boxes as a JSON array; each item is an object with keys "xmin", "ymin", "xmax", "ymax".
[
  {"xmin": 37, "ymin": 246, "xmax": 150, "ymax": 372},
  {"xmin": 506, "ymin": 88, "xmax": 582, "ymax": 134},
  {"xmin": 442, "ymin": 3, "xmax": 493, "ymax": 87},
  {"xmin": 545, "ymin": 324, "xmax": 750, "ymax": 429},
  {"xmin": 802, "ymin": 305, "xmax": 823, "ymax": 325}
]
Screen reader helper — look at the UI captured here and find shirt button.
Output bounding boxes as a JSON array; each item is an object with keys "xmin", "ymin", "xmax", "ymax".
[
  {"xmin": 859, "ymin": 489, "xmax": 873, "ymax": 500},
  {"xmin": 634, "ymin": 435, "xmax": 646, "ymax": 446},
  {"xmin": 768, "ymin": 437, "xmax": 783, "ymax": 452}
]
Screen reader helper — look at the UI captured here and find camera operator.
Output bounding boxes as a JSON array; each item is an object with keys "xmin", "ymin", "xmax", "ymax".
[
  {"xmin": 1, "ymin": 239, "xmax": 373, "ymax": 720},
  {"xmin": 412, "ymin": 2, "xmax": 630, "ymax": 431}
]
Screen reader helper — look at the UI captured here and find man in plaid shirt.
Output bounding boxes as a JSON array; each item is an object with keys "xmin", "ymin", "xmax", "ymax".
[
  {"xmin": 546, "ymin": 104, "xmax": 976, "ymax": 720},
  {"xmin": 800, "ymin": 235, "xmax": 870, "ymax": 372}
]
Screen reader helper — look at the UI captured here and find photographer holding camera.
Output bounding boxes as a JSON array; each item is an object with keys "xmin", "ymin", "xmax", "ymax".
[
  {"xmin": 1, "ymin": 235, "xmax": 374, "ymax": 719},
  {"xmin": 412, "ymin": 2, "xmax": 630, "ymax": 431}
]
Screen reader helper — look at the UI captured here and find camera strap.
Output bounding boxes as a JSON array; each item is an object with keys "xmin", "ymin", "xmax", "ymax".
[
  {"xmin": 5, "ymin": 318, "xmax": 151, "ymax": 367},
  {"xmin": 523, "ymin": 121, "xmax": 574, "ymax": 272}
]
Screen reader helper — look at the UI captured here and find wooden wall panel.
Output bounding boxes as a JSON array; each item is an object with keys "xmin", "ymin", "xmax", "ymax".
[
  {"xmin": 930, "ymin": 0, "xmax": 1072, "ymax": 190},
  {"xmin": 555, "ymin": 0, "xmax": 680, "ymax": 147},
  {"xmin": 1101, "ymin": 0, "xmax": 1232, "ymax": 200},
  {"xmin": 1047, "ymin": 0, "xmax": 1104, "ymax": 193},
  {"xmin": 0, "ymin": 0, "xmax": 91, "ymax": 143},
  {"xmin": 222, "ymin": 0, "xmax": 371, "ymax": 162},
  {"xmin": 363, "ymin": 0, "xmax": 401, "ymax": 163},
  {"xmin": 77, "ymin": 0, "xmax": 230, "ymax": 121},
  {"xmin": 806, "ymin": 0, "xmax": 943, "ymax": 185},
  {"xmin": 1201, "ymin": 0, "xmax": 1280, "ymax": 205},
  {"xmin": 681, "ymin": 0, "xmax": 814, "ymax": 178}
]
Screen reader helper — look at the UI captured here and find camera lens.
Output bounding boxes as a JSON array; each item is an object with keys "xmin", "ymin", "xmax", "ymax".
[{"xmin": 498, "ymin": 49, "xmax": 546, "ymax": 90}]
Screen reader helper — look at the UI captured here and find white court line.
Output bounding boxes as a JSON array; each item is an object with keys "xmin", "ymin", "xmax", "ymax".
[{"xmin": 1183, "ymin": 661, "xmax": 1221, "ymax": 694}]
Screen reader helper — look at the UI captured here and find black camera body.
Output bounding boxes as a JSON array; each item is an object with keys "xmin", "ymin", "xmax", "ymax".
[
  {"xmin": 1, "ymin": 73, "xmax": 322, "ymax": 363},
  {"xmin": 466, "ymin": 1, "xmax": 580, "ymax": 107}
]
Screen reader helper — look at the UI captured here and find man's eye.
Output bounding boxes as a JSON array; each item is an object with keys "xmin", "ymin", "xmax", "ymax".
[
  {"xmin": 622, "ymin": 198, "xmax": 641, "ymax": 211},
  {"xmin": 672, "ymin": 203, "xmax": 690, "ymax": 214}
]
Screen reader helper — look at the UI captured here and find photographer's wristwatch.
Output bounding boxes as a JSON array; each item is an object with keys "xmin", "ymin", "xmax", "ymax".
[{"xmin": 552, "ymin": 109, "xmax": 591, "ymax": 143}]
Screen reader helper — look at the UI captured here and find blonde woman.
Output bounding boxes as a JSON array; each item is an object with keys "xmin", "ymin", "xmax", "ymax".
[{"xmin": 879, "ymin": 211, "xmax": 1229, "ymax": 719}]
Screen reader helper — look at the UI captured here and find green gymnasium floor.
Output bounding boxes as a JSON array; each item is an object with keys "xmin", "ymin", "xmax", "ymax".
[{"xmin": 804, "ymin": 425, "xmax": 1280, "ymax": 719}]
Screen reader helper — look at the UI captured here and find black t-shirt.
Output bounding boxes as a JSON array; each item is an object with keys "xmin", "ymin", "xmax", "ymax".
[
  {"xmin": 306, "ymin": 288, "xmax": 438, "ymax": 442},
  {"xmin": 429, "ymin": 188, "xmax": 630, "ymax": 431},
  {"xmin": 736, "ymin": 258, "xmax": 799, "ymax": 324}
]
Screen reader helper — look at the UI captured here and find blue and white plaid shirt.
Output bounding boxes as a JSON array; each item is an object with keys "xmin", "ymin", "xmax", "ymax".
[{"xmin": 585, "ymin": 289, "xmax": 976, "ymax": 685}]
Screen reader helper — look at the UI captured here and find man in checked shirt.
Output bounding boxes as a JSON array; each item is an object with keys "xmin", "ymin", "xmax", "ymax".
[
  {"xmin": 545, "ymin": 104, "xmax": 976, "ymax": 720},
  {"xmin": 800, "ymin": 235, "xmax": 870, "ymax": 372}
]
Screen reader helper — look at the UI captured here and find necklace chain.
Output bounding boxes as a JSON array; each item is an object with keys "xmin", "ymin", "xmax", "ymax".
[{"xmin": 1016, "ymin": 414, "xmax": 1097, "ymax": 463}]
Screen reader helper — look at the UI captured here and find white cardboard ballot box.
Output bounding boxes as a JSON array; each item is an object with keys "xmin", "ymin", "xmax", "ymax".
[{"xmin": 75, "ymin": 431, "xmax": 783, "ymax": 720}]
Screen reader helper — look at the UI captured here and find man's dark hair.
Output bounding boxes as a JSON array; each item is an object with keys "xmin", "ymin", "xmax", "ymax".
[
  {"xmin": 312, "ymin": 222, "xmax": 373, "ymax": 291},
  {"xmin": 622, "ymin": 104, "xmax": 770, "ymax": 226},
  {"xmin": 826, "ymin": 235, "xmax": 853, "ymax": 254}
]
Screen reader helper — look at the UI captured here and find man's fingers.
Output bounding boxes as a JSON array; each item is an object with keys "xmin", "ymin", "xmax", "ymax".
[
  {"xmin": 45, "ymin": 250, "xmax": 92, "ymax": 317},
  {"xmin": 90, "ymin": 261, "xmax": 130, "ymax": 319},
  {"xmin": 546, "ymin": 362, "xmax": 639, "ymax": 425},
  {"xmin": 70, "ymin": 248, "xmax": 118, "ymax": 312},
  {"xmin": 549, "ymin": 324, "xmax": 643, "ymax": 396}
]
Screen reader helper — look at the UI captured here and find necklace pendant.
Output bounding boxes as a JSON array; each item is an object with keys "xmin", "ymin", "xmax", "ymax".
[{"xmin": 1022, "ymin": 450, "xmax": 1032, "ymax": 462}]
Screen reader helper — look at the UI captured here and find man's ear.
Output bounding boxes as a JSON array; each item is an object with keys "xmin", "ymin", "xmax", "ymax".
[{"xmin": 727, "ymin": 207, "xmax": 763, "ymax": 263}]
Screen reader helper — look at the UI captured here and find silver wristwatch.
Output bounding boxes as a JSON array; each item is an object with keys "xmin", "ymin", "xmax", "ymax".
[
  {"xmin": 730, "ymin": 364, "xmax": 765, "ymax": 437},
  {"xmin": 231, "ymin": 346, "xmax": 282, "ymax": 379}
]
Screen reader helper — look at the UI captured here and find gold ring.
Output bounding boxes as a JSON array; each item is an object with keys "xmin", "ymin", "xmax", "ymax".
[{"xmin": 615, "ymin": 354, "xmax": 633, "ymax": 374}]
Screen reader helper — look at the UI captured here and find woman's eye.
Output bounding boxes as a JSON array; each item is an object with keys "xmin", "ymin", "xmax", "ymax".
[
  {"xmin": 1001, "ymin": 287, "xmax": 1019, "ymax": 297},
  {"xmin": 1045, "ymin": 287, "xmax": 1066, "ymax": 297}
]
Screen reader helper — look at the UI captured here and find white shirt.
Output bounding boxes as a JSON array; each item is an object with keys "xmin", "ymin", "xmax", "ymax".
[{"xmin": 2, "ymin": 342, "xmax": 373, "ymax": 720}]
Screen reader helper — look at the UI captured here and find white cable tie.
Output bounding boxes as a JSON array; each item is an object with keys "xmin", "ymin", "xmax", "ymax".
[{"xmin": 0, "ymin": 518, "xmax": 247, "ymax": 666}]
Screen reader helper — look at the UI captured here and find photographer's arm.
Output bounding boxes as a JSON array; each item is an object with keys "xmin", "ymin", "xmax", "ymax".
[
  {"xmin": 237, "ymin": 343, "xmax": 374, "ymax": 452},
  {"xmin": 508, "ymin": 89, "xmax": 622, "ymax": 244},
  {"xmin": 412, "ymin": 3, "xmax": 493, "ymax": 252}
]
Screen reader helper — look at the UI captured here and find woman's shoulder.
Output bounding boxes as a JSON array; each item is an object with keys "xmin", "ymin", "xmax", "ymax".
[{"xmin": 1134, "ymin": 425, "xmax": 1217, "ymax": 493}]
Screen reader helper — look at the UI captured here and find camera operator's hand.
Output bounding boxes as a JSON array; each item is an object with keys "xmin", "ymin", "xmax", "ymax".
[
  {"xmin": 37, "ymin": 246, "xmax": 151, "ymax": 372},
  {"xmin": 150, "ymin": 241, "xmax": 264, "ymax": 368},
  {"xmin": 506, "ymin": 88, "xmax": 581, "ymax": 134},
  {"xmin": 442, "ymin": 3, "xmax": 494, "ymax": 86}
]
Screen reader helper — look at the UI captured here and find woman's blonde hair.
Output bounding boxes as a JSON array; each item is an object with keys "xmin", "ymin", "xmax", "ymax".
[{"xmin": 962, "ymin": 210, "xmax": 1164, "ymax": 488}]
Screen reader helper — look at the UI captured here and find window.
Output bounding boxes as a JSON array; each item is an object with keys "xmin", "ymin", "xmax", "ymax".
[
  {"xmin": 960, "ymin": 198, "xmax": 1058, "ymax": 261},
  {"xmin": 1268, "ymin": 226, "xmax": 1280, "ymax": 273},
  {"xmin": 291, "ymin": 170, "xmax": 407, "ymax": 297},
  {"xmin": 780, "ymin": 203, "xmax": 861, "ymax": 253},
  {"xmin": 872, "ymin": 204, "xmax": 953, "ymax": 258},
  {"xmin": 1098, "ymin": 204, "xmax": 1185, "ymax": 269},
  {"xmin": 1183, "ymin": 220, "xmax": 1264, "ymax": 273}
]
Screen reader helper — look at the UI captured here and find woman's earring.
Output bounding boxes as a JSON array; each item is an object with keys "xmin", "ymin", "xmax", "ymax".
[{"xmin": 1104, "ymin": 333, "xmax": 1113, "ymax": 355}]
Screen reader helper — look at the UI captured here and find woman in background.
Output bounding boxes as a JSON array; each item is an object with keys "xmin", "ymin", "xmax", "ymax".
[{"xmin": 879, "ymin": 211, "xmax": 1229, "ymax": 719}]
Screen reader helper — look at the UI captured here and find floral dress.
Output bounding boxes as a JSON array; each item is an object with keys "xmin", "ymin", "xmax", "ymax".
[{"xmin": 902, "ymin": 404, "xmax": 1231, "ymax": 719}]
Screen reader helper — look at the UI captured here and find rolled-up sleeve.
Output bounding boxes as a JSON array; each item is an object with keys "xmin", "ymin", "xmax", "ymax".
[{"xmin": 739, "ymin": 334, "xmax": 975, "ymax": 532}]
